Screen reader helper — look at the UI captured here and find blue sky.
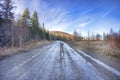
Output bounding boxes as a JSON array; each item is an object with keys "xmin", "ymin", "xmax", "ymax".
[{"xmin": 13, "ymin": 0, "xmax": 120, "ymax": 36}]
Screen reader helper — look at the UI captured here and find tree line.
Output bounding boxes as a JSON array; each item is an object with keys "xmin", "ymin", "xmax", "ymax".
[
  {"xmin": 0, "ymin": 0, "xmax": 74, "ymax": 48},
  {"xmin": 0, "ymin": 0, "xmax": 59, "ymax": 48},
  {"xmin": 73, "ymin": 29, "xmax": 120, "ymax": 48},
  {"xmin": 0, "ymin": 0, "xmax": 119, "ymax": 49},
  {"xmin": 103, "ymin": 29, "xmax": 120, "ymax": 48},
  {"xmin": 73, "ymin": 30, "xmax": 102, "ymax": 41}
]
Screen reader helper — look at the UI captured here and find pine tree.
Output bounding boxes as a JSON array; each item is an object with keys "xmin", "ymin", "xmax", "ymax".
[
  {"xmin": 31, "ymin": 11, "xmax": 40, "ymax": 40},
  {"xmin": 31, "ymin": 11, "xmax": 39, "ymax": 28},
  {"xmin": 0, "ymin": 0, "xmax": 3, "ymax": 22},
  {"xmin": 41, "ymin": 23, "xmax": 46, "ymax": 39},
  {"xmin": 21, "ymin": 8, "xmax": 31, "ymax": 26},
  {"xmin": 46, "ymin": 31, "xmax": 49, "ymax": 40},
  {"xmin": 73, "ymin": 29, "xmax": 79, "ymax": 41},
  {"xmin": 0, "ymin": 0, "xmax": 15, "ymax": 22},
  {"xmin": 20, "ymin": 8, "xmax": 31, "ymax": 42},
  {"xmin": 110, "ymin": 28, "xmax": 114, "ymax": 34},
  {"xmin": 0, "ymin": 0, "xmax": 15, "ymax": 47}
]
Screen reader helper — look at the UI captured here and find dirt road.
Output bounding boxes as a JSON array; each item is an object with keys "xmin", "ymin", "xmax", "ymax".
[{"xmin": 0, "ymin": 41, "xmax": 120, "ymax": 80}]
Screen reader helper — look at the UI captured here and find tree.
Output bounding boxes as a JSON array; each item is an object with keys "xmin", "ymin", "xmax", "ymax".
[
  {"xmin": 31, "ymin": 11, "xmax": 40, "ymax": 40},
  {"xmin": 73, "ymin": 29, "xmax": 77, "ymax": 41},
  {"xmin": 21, "ymin": 8, "xmax": 31, "ymax": 26},
  {"xmin": 20, "ymin": 8, "xmax": 31, "ymax": 44},
  {"xmin": 103, "ymin": 32, "xmax": 106, "ymax": 40},
  {"xmin": 73, "ymin": 29, "xmax": 83, "ymax": 41},
  {"xmin": 31, "ymin": 11, "xmax": 39, "ymax": 27},
  {"xmin": 96, "ymin": 34, "xmax": 101, "ymax": 41},
  {"xmin": 0, "ymin": 0, "xmax": 15, "ymax": 47},
  {"xmin": 91, "ymin": 32, "xmax": 95, "ymax": 41},
  {"xmin": 110, "ymin": 28, "xmax": 114, "ymax": 34},
  {"xmin": 0, "ymin": 0, "xmax": 3, "ymax": 22},
  {"xmin": 0, "ymin": 0, "xmax": 15, "ymax": 22},
  {"xmin": 46, "ymin": 31, "xmax": 50, "ymax": 40},
  {"xmin": 88, "ymin": 31, "xmax": 90, "ymax": 40},
  {"xmin": 41, "ymin": 23, "xmax": 46, "ymax": 39},
  {"xmin": 119, "ymin": 29, "xmax": 120, "ymax": 34}
]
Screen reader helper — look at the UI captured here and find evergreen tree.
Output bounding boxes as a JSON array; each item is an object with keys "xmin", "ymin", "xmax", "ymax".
[
  {"xmin": 0, "ymin": 0, "xmax": 3, "ymax": 21},
  {"xmin": 20, "ymin": 8, "xmax": 31, "ymax": 42},
  {"xmin": 110, "ymin": 28, "xmax": 114, "ymax": 34},
  {"xmin": 41, "ymin": 23, "xmax": 46, "ymax": 39},
  {"xmin": 21, "ymin": 8, "xmax": 31, "ymax": 26},
  {"xmin": 0, "ymin": 0, "xmax": 15, "ymax": 47},
  {"xmin": 31, "ymin": 11, "xmax": 40, "ymax": 40},
  {"xmin": 46, "ymin": 31, "xmax": 49, "ymax": 40},
  {"xmin": 96, "ymin": 34, "xmax": 101, "ymax": 41},
  {"xmin": 0, "ymin": 0, "xmax": 15, "ymax": 22},
  {"xmin": 31, "ymin": 11, "xmax": 39, "ymax": 27},
  {"xmin": 119, "ymin": 29, "xmax": 120, "ymax": 34}
]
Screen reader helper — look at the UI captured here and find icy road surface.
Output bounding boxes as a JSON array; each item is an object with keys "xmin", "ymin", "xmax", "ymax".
[{"xmin": 0, "ymin": 41, "xmax": 120, "ymax": 80}]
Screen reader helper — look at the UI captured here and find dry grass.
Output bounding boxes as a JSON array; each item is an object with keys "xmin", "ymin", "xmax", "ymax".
[
  {"xmin": 0, "ymin": 40, "xmax": 51, "ymax": 59},
  {"xmin": 68, "ymin": 41, "xmax": 120, "ymax": 71},
  {"xmin": 0, "ymin": 47, "xmax": 19, "ymax": 58},
  {"xmin": 68, "ymin": 41, "xmax": 120, "ymax": 58}
]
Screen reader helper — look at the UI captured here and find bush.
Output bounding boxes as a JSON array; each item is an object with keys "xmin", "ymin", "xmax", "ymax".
[{"xmin": 107, "ymin": 31, "xmax": 120, "ymax": 48}]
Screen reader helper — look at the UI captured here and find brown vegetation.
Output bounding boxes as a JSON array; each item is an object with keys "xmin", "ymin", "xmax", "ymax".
[
  {"xmin": 68, "ymin": 41, "xmax": 120, "ymax": 58},
  {"xmin": 0, "ymin": 41, "xmax": 50, "ymax": 59},
  {"xmin": 68, "ymin": 41, "xmax": 120, "ymax": 71},
  {"xmin": 106, "ymin": 31, "xmax": 120, "ymax": 48}
]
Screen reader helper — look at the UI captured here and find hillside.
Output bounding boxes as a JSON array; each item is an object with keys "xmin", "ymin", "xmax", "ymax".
[{"xmin": 49, "ymin": 31, "xmax": 74, "ymax": 41}]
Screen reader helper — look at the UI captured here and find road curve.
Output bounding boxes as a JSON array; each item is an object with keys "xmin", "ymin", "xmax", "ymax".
[{"xmin": 0, "ymin": 41, "xmax": 120, "ymax": 80}]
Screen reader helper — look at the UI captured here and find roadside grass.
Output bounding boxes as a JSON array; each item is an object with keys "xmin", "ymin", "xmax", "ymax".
[
  {"xmin": 0, "ymin": 47, "xmax": 19, "ymax": 59},
  {"xmin": 0, "ymin": 40, "xmax": 51, "ymax": 59},
  {"xmin": 67, "ymin": 41, "xmax": 120, "ymax": 58},
  {"xmin": 67, "ymin": 41, "xmax": 120, "ymax": 71}
]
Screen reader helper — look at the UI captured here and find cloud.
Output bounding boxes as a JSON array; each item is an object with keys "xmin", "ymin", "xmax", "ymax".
[
  {"xmin": 102, "ymin": 10, "xmax": 112, "ymax": 18},
  {"xmin": 35, "ymin": 1, "xmax": 72, "ymax": 31},
  {"xmin": 12, "ymin": 0, "xmax": 119, "ymax": 36},
  {"xmin": 78, "ymin": 18, "xmax": 94, "ymax": 27},
  {"xmin": 13, "ymin": 0, "xmax": 73, "ymax": 32}
]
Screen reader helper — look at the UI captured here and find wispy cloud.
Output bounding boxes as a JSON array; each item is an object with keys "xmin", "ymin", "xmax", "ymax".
[
  {"xmin": 13, "ymin": 0, "xmax": 73, "ymax": 32},
  {"xmin": 102, "ymin": 10, "xmax": 112, "ymax": 18},
  {"xmin": 13, "ymin": 0, "xmax": 119, "ymax": 36},
  {"xmin": 79, "ymin": 18, "xmax": 94, "ymax": 27}
]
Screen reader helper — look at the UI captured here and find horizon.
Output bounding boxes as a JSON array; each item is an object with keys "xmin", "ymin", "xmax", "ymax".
[{"xmin": 13, "ymin": 0, "xmax": 120, "ymax": 36}]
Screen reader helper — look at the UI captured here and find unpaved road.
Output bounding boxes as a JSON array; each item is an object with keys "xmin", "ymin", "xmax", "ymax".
[{"xmin": 0, "ymin": 41, "xmax": 120, "ymax": 80}]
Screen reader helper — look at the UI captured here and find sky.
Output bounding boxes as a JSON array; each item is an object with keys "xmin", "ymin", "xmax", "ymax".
[{"xmin": 13, "ymin": 0, "xmax": 120, "ymax": 36}]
